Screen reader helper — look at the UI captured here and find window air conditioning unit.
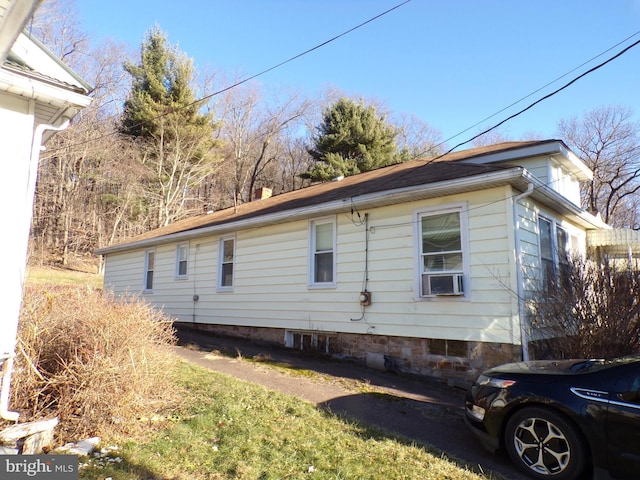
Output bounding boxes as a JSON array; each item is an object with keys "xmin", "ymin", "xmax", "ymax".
[{"xmin": 423, "ymin": 273, "xmax": 464, "ymax": 296}]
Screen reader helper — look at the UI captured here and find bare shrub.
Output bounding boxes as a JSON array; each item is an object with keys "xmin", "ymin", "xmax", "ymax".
[
  {"xmin": 9, "ymin": 285, "xmax": 178, "ymax": 443},
  {"xmin": 530, "ymin": 256, "xmax": 640, "ymax": 359}
]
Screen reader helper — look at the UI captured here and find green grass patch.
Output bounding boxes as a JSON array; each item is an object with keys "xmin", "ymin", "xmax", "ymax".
[
  {"xmin": 79, "ymin": 360, "xmax": 494, "ymax": 480},
  {"xmin": 26, "ymin": 266, "xmax": 103, "ymax": 289}
]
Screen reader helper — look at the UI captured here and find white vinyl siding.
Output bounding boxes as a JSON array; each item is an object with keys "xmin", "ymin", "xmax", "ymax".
[
  {"xmin": 549, "ymin": 161, "xmax": 582, "ymax": 206},
  {"xmin": 175, "ymin": 243, "xmax": 188, "ymax": 278},
  {"xmin": 309, "ymin": 217, "xmax": 336, "ymax": 288},
  {"xmin": 103, "ymin": 187, "xmax": 521, "ymax": 345},
  {"xmin": 218, "ymin": 236, "xmax": 235, "ymax": 290}
]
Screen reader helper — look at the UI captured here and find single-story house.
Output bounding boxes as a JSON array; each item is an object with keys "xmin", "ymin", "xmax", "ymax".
[
  {"xmin": 0, "ymin": 2, "xmax": 92, "ymax": 421},
  {"xmin": 97, "ymin": 139, "xmax": 640, "ymax": 380}
]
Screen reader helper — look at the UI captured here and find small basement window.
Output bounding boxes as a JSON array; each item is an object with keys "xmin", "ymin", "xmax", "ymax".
[
  {"xmin": 285, "ymin": 331, "xmax": 335, "ymax": 354},
  {"xmin": 427, "ymin": 339, "xmax": 468, "ymax": 358}
]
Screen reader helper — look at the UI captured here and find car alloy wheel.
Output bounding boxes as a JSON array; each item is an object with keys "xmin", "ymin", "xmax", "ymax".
[{"xmin": 505, "ymin": 407, "xmax": 586, "ymax": 480}]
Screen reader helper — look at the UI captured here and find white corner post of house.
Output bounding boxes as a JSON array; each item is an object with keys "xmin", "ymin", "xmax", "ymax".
[
  {"xmin": 513, "ymin": 183, "xmax": 534, "ymax": 362},
  {"xmin": 0, "ymin": 116, "xmax": 72, "ymax": 422}
]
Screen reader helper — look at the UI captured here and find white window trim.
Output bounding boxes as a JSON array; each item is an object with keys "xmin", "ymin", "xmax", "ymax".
[
  {"xmin": 175, "ymin": 243, "xmax": 189, "ymax": 279},
  {"xmin": 537, "ymin": 214, "xmax": 570, "ymax": 283},
  {"xmin": 217, "ymin": 235, "xmax": 235, "ymax": 291},
  {"xmin": 308, "ymin": 216, "xmax": 337, "ymax": 289},
  {"xmin": 414, "ymin": 203, "xmax": 470, "ymax": 300},
  {"xmin": 143, "ymin": 248, "xmax": 155, "ymax": 293}
]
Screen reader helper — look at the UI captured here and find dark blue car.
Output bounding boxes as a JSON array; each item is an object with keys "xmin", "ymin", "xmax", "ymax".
[{"xmin": 465, "ymin": 355, "xmax": 640, "ymax": 480}]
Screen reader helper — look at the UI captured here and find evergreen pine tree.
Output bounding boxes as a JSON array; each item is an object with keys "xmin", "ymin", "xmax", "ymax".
[
  {"xmin": 304, "ymin": 98, "xmax": 403, "ymax": 181},
  {"xmin": 120, "ymin": 26, "xmax": 219, "ymax": 227}
]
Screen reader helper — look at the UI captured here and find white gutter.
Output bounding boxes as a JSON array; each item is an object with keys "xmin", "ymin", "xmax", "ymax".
[
  {"xmin": 97, "ymin": 167, "xmax": 530, "ymax": 255},
  {"xmin": 1, "ymin": 116, "xmax": 71, "ymax": 422},
  {"xmin": 512, "ymin": 183, "xmax": 535, "ymax": 362},
  {"xmin": 99, "ymin": 165, "xmax": 605, "ymax": 256},
  {"xmin": 0, "ymin": 67, "xmax": 92, "ymax": 108}
]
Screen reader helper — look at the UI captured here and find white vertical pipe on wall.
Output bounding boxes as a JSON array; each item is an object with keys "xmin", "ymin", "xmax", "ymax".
[
  {"xmin": 0, "ymin": 115, "xmax": 71, "ymax": 421},
  {"xmin": 513, "ymin": 183, "xmax": 534, "ymax": 362}
]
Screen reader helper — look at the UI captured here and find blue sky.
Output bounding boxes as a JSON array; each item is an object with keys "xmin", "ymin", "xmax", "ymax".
[{"xmin": 77, "ymin": 0, "xmax": 640, "ymax": 147}]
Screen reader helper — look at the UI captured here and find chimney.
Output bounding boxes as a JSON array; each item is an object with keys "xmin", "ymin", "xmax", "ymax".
[{"xmin": 254, "ymin": 187, "xmax": 273, "ymax": 200}]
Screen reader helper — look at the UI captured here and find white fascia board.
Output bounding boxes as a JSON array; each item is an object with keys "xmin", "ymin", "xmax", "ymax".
[
  {"xmin": 521, "ymin": 170, "xmax": 607, "ymax": 229},
  {"xmin": 0, "ymin": 67, "xmax": 92, "ymax": 109},
  {"xmin": 463, "ymin": 141, "xmax": 566, "ymax": 164},
  {"xmin": 98, "ymin": 165, "xmax": 606, "ymax": 256},
  {"xmin": 463, "ymin": 140, "xmax": 592, "ymax": 180},
  {"xmin": 97, "ymin": 167, "xmax": 529, "ymax": 255},
  {"xmin": 10, "ymin": 32, "xmax": 92, "ymax": 92}
]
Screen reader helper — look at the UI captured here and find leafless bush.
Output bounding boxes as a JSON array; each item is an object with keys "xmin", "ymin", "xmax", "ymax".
[
  {"xmin": 530, "ymin": 256, "xmax": 640, "ymax": 359},
  {"xmin": 10, "ymin": 285, "xmax": 178, "ymax": 443}
]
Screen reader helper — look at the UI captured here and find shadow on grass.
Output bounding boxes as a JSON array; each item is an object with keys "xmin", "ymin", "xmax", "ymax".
[
  {"xmin": 175, "ymin": 325, "xmax": 465, "ymax": 404},
  {"xmin": 175, "ymin": 326, "xmax": 524, "ymax": 480},
  {"xmin": 80, "ymin": 455, "xmax": 162, "ymax": 480},
  {"xmin": 316, "ymin": 391, "xmax": 514, "ymax": 480}
]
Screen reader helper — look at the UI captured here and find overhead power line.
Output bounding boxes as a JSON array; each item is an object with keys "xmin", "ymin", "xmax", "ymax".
[
  {"xmin": 440, "ymin": 29, "xmax": 640, "ymax": 147},
  {"xmin": 429, "ymin": 36, "xmax": 640, "ymax": 162},
  {"xmin": 54, "ymin": 0, "xmax": 412, "ymax": 150},
  {"xmin": 194, "ymin": 1, "xmax": 412, "ymax": 104}
]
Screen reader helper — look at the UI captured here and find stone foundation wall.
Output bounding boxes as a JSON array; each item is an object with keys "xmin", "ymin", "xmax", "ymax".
[{"xmin": 180, "ymin": 323, "xmax": 521, "ymax": 384}]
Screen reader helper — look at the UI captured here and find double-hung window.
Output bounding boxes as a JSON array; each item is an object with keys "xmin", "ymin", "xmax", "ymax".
[
  {"xmin": 175, "ymin": 244, "xmax": 189, "ymax": 278},
  {"xmin": 417, "ymin": 206, "xmax": 467, "ymax": 297},
  {"xmin": 310, "ymin": 218, "xmax": 336, "ymax": 287},
  {"xmin": 538, "ymin": 216, "xmax": 569, "ymax": 291},
  {"xmin": 144, "ymin": 249, "xmax": 155, "ymax": 291},
  {"xmin": 218, "ymin": 236, "xmax": 235, "ymax": 290}
]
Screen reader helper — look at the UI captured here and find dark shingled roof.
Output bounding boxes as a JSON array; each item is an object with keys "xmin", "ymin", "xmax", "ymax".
[{"xmin": 99, "ymin": 140, "xmax": 552, "ymax": 250}]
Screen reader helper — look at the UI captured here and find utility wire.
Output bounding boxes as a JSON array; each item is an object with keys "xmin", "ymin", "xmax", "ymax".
[
  {"xmin": 191, "ymin": 1, "xmax": 412, "ymax": 106},
  {"xmin": 53, "ymin": 0, "xmax": 411, "ymax": 150},
  {"xmin": 438, "ymin": 29, "xmax": 640, "ymax": 147},
  {"xmin": 428, "ymin": 37, "xmax": 640, "ymax": 163}
]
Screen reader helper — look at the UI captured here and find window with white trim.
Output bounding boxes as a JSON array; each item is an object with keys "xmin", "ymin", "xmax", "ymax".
[
  {"xmin": 309, "ymin": 218, "xmax": 336, "ymax": 286},
  {"xmin": 417, "ymin": 206, "xmax": 467, "ymax": 297},
  {"xmin": 143, "ymin": 249, "xmax": 155, "ymax": 291},
  {"xmin": 538, "ymin": 216, "xmax": 570, "ymax": 291},
  {"xmin": 175, "ymin": 243, "xmax": 189, "ymax": 278},
  {"xmin": 218, "ymin": 236, "xmax": 235, "ymax": 289}
]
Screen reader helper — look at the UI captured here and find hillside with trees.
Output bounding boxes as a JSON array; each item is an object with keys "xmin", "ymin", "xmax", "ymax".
[{"xmin": 26, "ymin": 0, "xmax": 640, "ymax": 271}]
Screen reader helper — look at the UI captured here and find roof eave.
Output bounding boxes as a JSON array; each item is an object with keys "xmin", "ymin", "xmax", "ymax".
[
  {"xmin": 96, "ymin": 167, "xmax": 529, "ymax": 255},
  {"xmin": 462, "ymin": 139, "xmax": 592, "ymax": 181},
  {"xmin": 0, "ymin": 66, "xmax": 92, "ymax": 108},
  {"xmin": 522, "ymin": 171, "xmax": 607, "ymax": 229}
]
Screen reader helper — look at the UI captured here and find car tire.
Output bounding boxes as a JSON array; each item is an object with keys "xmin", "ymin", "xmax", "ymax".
[{"xmin": 504, "ymin": 407, "xmax": 587, "ymax": 480}]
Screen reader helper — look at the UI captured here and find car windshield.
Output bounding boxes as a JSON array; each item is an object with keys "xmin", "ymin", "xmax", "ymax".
[
  {"xmin": 570, "ymin": 355, "xmax": 640, "ymax": 373},
  {"xmin": 569, "ymin": 359, "xmax": 605, "ymax": 373}
]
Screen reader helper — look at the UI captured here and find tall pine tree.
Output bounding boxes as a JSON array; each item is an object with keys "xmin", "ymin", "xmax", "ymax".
[
  {"xmin": 304, "ymin": 98, "xmax": 405, "ymax": 181},
  {"xmin": 120, "ymin": 26, "xmax": 219, "ymax": 227}
]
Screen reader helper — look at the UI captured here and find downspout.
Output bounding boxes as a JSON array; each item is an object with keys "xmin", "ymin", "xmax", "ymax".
[
  {"xmin": 0, "ymin": 355, "xmax": 19, "ymax": 421},
  {"xmin": 513, "ymin": 183, "xmax": 534, "ymax": 362},
  {"xmin": 0, "ymin": 116, "xmax": 72, "ymax": 422}
]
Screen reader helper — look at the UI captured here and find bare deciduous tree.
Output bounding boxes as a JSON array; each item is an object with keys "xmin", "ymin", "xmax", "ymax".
[
  {"xmin": 393, "ymin": 112, "xmax": 443, "ymax": 158},
  {"xmin": 27, "ymin": 0, "xmax": 87, "ymax": 67},
  {"xmin": 218, "ymin": 82, "xmax": 310, "ymax": 203},
  {"xmin": 558, "ymin": 105, "xmax": 640, "ymax": 228},
  {"xmin": 530, "ymin": 256, "xmax": 640, "ymax": 359}
]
